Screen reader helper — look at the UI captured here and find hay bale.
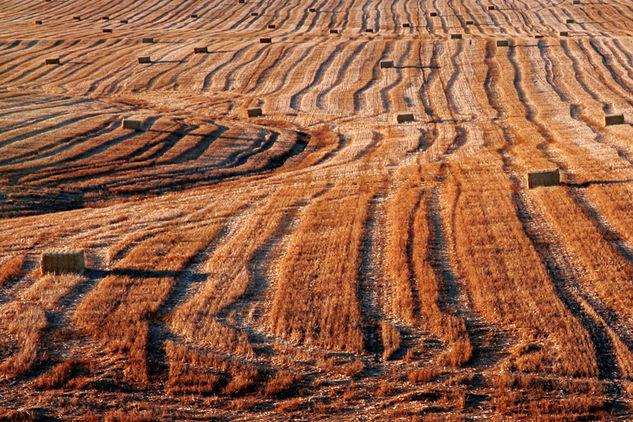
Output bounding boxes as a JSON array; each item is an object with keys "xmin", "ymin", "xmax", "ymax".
[
  {"xmin": 605, "ymin": 114, "xmax": 625, "ymax": 126},
  {"xmin": 142, "ymin": 37, "xmax": 154, "ymax": 43},
  {"xmin": 33, "ymin": 20, "xmax": 42, "ymax": 25},
  {"xmin": 193, "ymin": 46, "xmax": 208, "ymax": 54},
  {"xmin": 243, "ymin": 108, "xmax": 263, "ymax": 118},
  {"xmin": 534, "ymin": 34, "xmax": 544, "ymax": 38},
  {"xmin": 41, "ymin": 250, "xmax": 85, "ymax": 274},
  {"xmin": 466, "ymin": 20, "xmax": 474, "ymax": 25},
  {"xmin": 380, "ymin": 60, "xmax": 394, "ymax": 68},
  {"xmin": 396, "ymin": 113, "xmax": 414, "ymax": 123},
  {"xmin": 309, "ymin": 8, "xmax": 316, "ymax": 12},
  {"xmin": 122, "ymin": 119, "xmax": 144, "ymax": 131},
  {"xmin": 73, "ymin": 16, "xmax": 81, "ymax": 21},
  {"xmin": 566, "ymin": 18, "xmax": 575, "ymax": 23},
  {"xmin": 138, "ymin": 56, "xmax": 151, "ymax": 64},
  {"xmin": 45, "ymin": 58, "xmax": 60, "ymax": 65},
  {"xmin": 102, "ymin": 16, "xmax": 109, "ymax": 21},
  {"xmin": 496, "ymin": 40, "xmax": 509, "ymax": 47},
  {"xmin": 190, "ymin": 14, "xmax": 198, "ymax": 19},
  {"xmin": 120, "ymin": 19, "xmax": 128, "ymax": 24},
  {"xmin": 559, "ymin": 31, "xmax": 569, "ymax": 36},
  {"xmin": 330, "ymin": 29, "xmax": 339, "ymax": 34},
  {"xmin": 239, "ymin": 0, "xmax": 245, "ymax": 3},
  {"xmin": 429, "ymin": 12, "xmax": 438, "ymax": 17},
  {"xmin": 102, "ymin": 28, "xmax": 112, "ymax": 33},
  {"xmin": 365, "ymin": 28, "xmax": 374, "ymax": 32},
  {"xmin": 259, "ymin": 37, "xmax": 272, "ymax": 43},
  {"xmin": 573, "ymin": 0, "xmax": 581, "ymax": 4},
  {"xmin": 451, "ymin": 33, "xmax": 463, "ymax": 39},
  {"xmin": 528, "ymin": 169, "xmax": 560, "ymax": 188},
  {"xmin": 251, "ymin": 12, "xmax": 258, "ymax": 16},
  {"xmin": 487, "ymin": 5, "xmax": 496, "ymax": 10},
  {"xmin": 268, "ymin": 24, "xmax": 276, "ymax": 29}
]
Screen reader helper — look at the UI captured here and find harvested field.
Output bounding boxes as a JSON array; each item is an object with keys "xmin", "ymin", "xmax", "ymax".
[{"xmin": 3, "ymin": 0, "xmax": 633, "ymax": 419}]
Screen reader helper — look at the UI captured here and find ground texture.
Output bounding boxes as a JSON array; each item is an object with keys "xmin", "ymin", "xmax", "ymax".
[{"xmin": 2, "ymin": 0, "xmax": 633, "ymax": 419}]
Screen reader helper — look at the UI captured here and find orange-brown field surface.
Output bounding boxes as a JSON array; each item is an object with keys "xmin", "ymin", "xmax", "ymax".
[{"xmin": 3, "ymin": 0, "xmax": 633, "ymax": 419}]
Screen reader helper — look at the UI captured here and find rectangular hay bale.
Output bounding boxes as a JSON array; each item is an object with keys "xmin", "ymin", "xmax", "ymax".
[
  {"xmin": 142, "ymin": 37, "xmax": 154, "ymax": 43},
  {"xmin": 309, "ymin": 8, "xmax": 316, "ymax": 12},
  {"xmin": 103, "ymin": 28, "xmax": 112, "ymax": 33},
  {"xmin": 429, "ymin": 12, "xmax": 438, "ymax": 17},
  {"xmin": 45, "ymin": 58, "xmax": 60, "ymax": 65},
  {"xmin": 33, "ymin": 20, "xmax": 42, "ymax": 24},
  {"xmin": 330, "ymin": 29, "xmax": 339, "ymax": 34},
  {"xmin": 451, "ymin": 33, "xmax": 463, "ymax": 39},
  {"xmin": 41, "ymin": 250, "xmax": 85, "ymax": 274},
  {"xmin": 466, "ymin": 20, "xmax": 474, "ymax": 25},
  {"xmin": 496, "ymin": 40, "xmax": 509, "ymax": 47},
  {"xmin": 380, "ymin": 60, "xmax": 394, "ymax": 68},
  {"xmin": 605, "ymin": 114, "xmax": 625, "ymax": 126},
  {"xmin": 73, "ymin": 16, "xmax": 81, "ymax": 21},
  {"xmin": 487, "ymin": 5, "xmax": 496, "ymax": 10},
  {"xmin": 190, "ymin": 14, "xmax": 198, "ymax": 19},
  {"xmin": 559, "ymin": 31, "xmax": 569, "ymax": 36},
  {"xmin": 122, "ymin": 119, "xmax": 143, "ymax": 130},
  {"xmin": 528, "ymin": 169, "xmax": 560, "ymax": 188},
  {"xmin": 120, "ymin": 19, "xmax": 128, "ymax": 24},
  {"xmin": 102, "ymin": 16, "xmax": 109, "ymax": 20},
  {"xmin": 245, "ymin": 108, "xmax": 263, "ymax": 118},
  {"xmin": 268, "ymin": 24, "xmax": 276, "ymax": 29},
  {"xmin": 402, "ymin": 23, "xmax": 411, "ymax": 28},
  {"xmin": 259, "ymin": 37, "xmax": 271, "ymax": 43},
  {"xmin": 566, "ymin": 18, "xmax": 575, "ymax": 23},
  {"xmin": 194, "ymin": 46, "xmax": 208, "ymax": 53},
  {"xmin": 396, "ymin": 113, "xmax": 414, "ymax": 123},
  {"xmin": 138, "ymin": 56, "xmax": 151, "ymax": 63}
]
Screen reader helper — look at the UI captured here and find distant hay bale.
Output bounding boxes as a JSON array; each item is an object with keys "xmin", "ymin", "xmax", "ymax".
[
  {"xmin": 487, "ymin": 5, "xmax": 496, "ymax": 10},
  {"xmin": 193, "ymin": 46, "xmax": 208, "ymax": 53},
  {"xmin": 102, "ymin": 16, "xmax": 109, "ymax": 21},
  {"xmin": 309, "ymin": 8, "xmax": 316, "ymax": 12},
  {"xmin": 41, "ymin": 250, "xmax": 85, "ymax": 274},
  {"xmin": 466, "ymin": 20, "xmax": 474, "ymax": 25},
  {"xmin": 120, "ymin": 19, "xmax": 128, "ymax": 24},
  {"xmin": 138, "ymin": 56, "xmax": 151, "ymax": 64},
  {"xmin": 402, "ymin": 23, "xmax": 410, "ymax": 28},
  {"xmin": 365, "ymin": 28, "xmax": 374, "ymax": 32},
  {"xmin": 380, "ymin": 60, "xmax": 394, "ymax": 68},
  {"xmin": 451, "ymin": 33, "xmax": 463, "ymax": 39},
  {"xmin": 429, "ymin": 12, "xmax": 438, "ymax": 17},
  {"xmin": 573, "ymin": 0, "xmax": 581, "ymax": 3},
  {"xmin": 102, "ymin": 28, "xmax": 112, "ymax": 33},
  {"xmin": 496, "ymin": 40, "xmax": 509, "ymax": 47},
  {"xmin": 45, "ymin": 58, "xmax": 60, "ymax": 65},
  {"xmin": 330, "ymin": 29, "xmax": 339, "ymax": 34},
  {"xmin": 239, "ymin": 0, "xmax": 245, "ymax": 3},
  {"xmin": 122, "ymin": 119, "xmax": 144, "ymax": 131},
  {"xmin": 534, "ymin": 34, "xmax": 544, "ymax": 38},
  {"xmin": 566, "ymin": 18, "xmax": 575, "ymax": 23},
  {"xmin": 243, "ymin": 108, "xmax": 263, "ymax": 118},
  {"xmin": 190, "ymin": 14, "xmax": 198, "ymax": 19},
  {"xmin": 268, "ymin": 24, "xmax": 276, "ymax": 29},
  {"xmin": 142, "ymin": 37, "xmax": 154, "ymax": 43},
  {"xmin": 528, "ymin": 169, "xmax": 560, "ymax": 188},
  {"xmin": 396, "ymin": 113, "xmax": 414, "ymax": 123},
  {"xmin": 73, "ymin": 16, "xmax": 81, "ymax": 21},
  {"xmin": 33, "ymin": 20, "xmax": 42, "ymax": 25},
  {"xmin": 251, "ymin": 12, "xmax": 258, "ymax": 16},
  {"xmin": 559, "ymin": 31, "xmax": 569, "ymax": 36},
  {"xmin": 259, "ymin": 37, "xmax": 272, "ymax": 43},
  {"xmin": 605, "ymin": 114, "xmax": 625, "ymax": 126}
]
